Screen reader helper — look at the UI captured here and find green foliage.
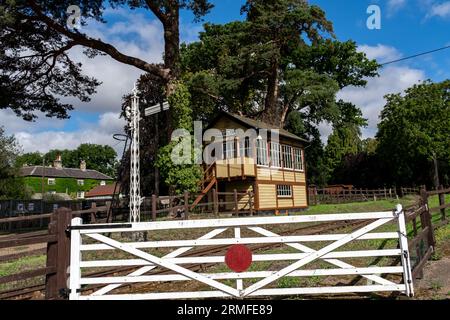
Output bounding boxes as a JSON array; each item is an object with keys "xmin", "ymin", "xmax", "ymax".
[
  {"xmin": 23, "ymin": 177, "xmax": 111, "ymax": 197},
  {"xmin": 376, "ymin": 80, "xmax": 450, "ymax": 186},
  {"xmin": 16, "ymin": 144, "xmax": 118, "ymax": 178},
  {"xmin": 323, "ymin": 101, "xmax": 367, "ymax": 181},
  {"xmin": 0, "ymin": 126, "xmax": 31, "ymax": 199},
  {"xmin": 180, "ymin": 1, "xmax": 378, "ymax": 187},
  {"xmin": 156, "ymin": 82, "xmax": 202, "ymax": 194}
]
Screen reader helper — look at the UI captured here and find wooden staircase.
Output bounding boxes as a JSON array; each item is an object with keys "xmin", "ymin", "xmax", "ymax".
[{"xmin": 190, "ymin": 163, "xmax": 217, "ymax": 210}]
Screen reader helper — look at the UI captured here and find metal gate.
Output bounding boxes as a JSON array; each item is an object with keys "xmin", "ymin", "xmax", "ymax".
[{"xmin": 68, "ymin": 204, "xmax": 414, "ymax": 300}]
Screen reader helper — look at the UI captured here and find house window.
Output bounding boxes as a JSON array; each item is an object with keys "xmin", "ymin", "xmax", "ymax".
[
  {"xmin": 48, "ymin": 178, "xmax": 56, "ymax": 185},
  {"xmin": 100, "ymin": 181, "xmax": 106, "ymax": 186},
  {"xmin": 256, "ymin": 139, "xmax": 269, "ymax": 166},
  {"xmin": 77, "ymin": 179, "xmax": 84, "ymax": 186},
  {"xmin": 17, "ymin": 203, "xmax": 24, "ymax": 211},
  {"xmin": 239, "ymin": 137, "xmax": 252, "ymax": 158},
  {"xmin": 77, "ymin": 191, "xmax": 85, "ymax": 199},
  {"xmin": 282, "ymin": 145, "xmax": 293, "ymax": 169},
  {"xmin": 28, "ymin": 203, "xmax": 35, "ymax": 211},
  {"xmin": 294, "ymin": 148, "xmax": 304, "ymax": 171},
  {"xmin": 270, "ymin": 142, "xmax": 281, "ymax": 168},
  {"xmin": 277, "ymin": 185, "xmax": 292, "ymax": 197},
  {"xmin": 53, "ymin": 204, "xmax": 59, "ymax": 211},
  {"xmin": 49, "ymin": 191, "xmax": 56, "ymax": 195},
  {"xmin": 222, "ymin": 139, "xmax": 236, "ymax": 160},
  {"xmin": 226, "ymin": 139, "xmax": 236, "ymax": 159}
]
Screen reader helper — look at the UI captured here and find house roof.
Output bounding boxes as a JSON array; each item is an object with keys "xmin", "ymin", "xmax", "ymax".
[
  {"xmin": 85, "ymin": 183, "xmax": 120, "ymax": 198},
  {"xmin": 20, "ymin": 166, "xmax": 113, "ymax": 180},
  {"xmin": 209, "ymin": 111, "xmax": 309, "ymax": 143}
]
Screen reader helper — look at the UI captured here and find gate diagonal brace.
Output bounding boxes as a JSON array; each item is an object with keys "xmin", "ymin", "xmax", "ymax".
[
  {"xmin": 86, "ymin": 232, "xmax": 240, "ymax": 297},
  {"xmin": 242, "ymin": 217, "xmax": 394, "ymax": 296},
  {"xmin": 90, "ymin": 228, "xmax": 228, "ymax": 296},
  {"xmin": 248, "ymin": 227, "xmax": 396, "ymax": 286}
]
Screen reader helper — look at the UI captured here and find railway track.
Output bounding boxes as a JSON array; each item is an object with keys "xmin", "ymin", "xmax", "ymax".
[{"xmin": 1, "ymin": 218, "xmax": 373, "ymax": 300}]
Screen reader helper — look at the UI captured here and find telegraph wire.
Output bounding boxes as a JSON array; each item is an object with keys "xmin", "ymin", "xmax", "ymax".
[{"xmin": 379, "ymin": 45, "xmax": 450, "ymax": 66}]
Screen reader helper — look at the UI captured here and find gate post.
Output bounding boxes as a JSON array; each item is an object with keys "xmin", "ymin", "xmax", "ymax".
[
  {"xmin": 396, "ymin": 204, "xmax": 414, "ymax": 297},
  {"xmin": 45, "ymin": 207, "xmax": 72, "ymax": 299},
  {"xmin": 69, "ymin": 217, "xmax": 82, "ymax": 300}
]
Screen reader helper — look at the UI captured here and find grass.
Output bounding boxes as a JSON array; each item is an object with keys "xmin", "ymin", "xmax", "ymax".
[
  {"xmin": 304, "ymin": 195, "xmax": 418, "ymax": 215},
  {"xmin": 0, "ymin": 254, "xmax": 46, "ymax": 292},
  {"xmin": 0, "ymin": 255, "xmax": 45, "ymax": 277}
]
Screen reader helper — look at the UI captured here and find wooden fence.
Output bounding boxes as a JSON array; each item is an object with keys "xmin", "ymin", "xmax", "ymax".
[
  {"xmin": 308, "ymin": 187, "xmax": 420, "ymax": 205},
  {"xmin": 405, "ymin": 187, "xmax": 449, "ymax": 279},
  {"xmin": 0, "ymin": 204, "xmax": 110, "ymax": 300},
  {"xmin": 142, "ymin": 189, "xmax": 255, "ymax": 221}
]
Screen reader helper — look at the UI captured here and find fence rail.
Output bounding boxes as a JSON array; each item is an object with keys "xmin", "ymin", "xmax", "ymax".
[
  {"xmin": 0, "ymin": 204, "xmax": 111, "ymax": 300},
  {"xmin": 144, "ymin": 190, "xmax": 255, "ymax": 221},
  {"xmin": 308, "ymin": 187, "xmax": 420, "ymax": 205}
]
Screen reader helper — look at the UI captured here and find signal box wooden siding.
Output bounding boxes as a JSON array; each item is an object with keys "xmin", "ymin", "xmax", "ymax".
[{"xmin": 204, "ymin": 112, "xmax": 309, "ymax": 213}]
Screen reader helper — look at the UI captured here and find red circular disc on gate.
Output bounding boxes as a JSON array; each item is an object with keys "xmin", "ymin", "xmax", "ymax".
[{"xmin": 225, "ymin": 244, "xmax": 252, "ymax": 272}]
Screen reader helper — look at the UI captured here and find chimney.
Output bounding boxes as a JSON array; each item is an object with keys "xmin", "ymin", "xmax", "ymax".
[
  {"xmin": 53, "ymin": 155, "xmax": 63, "ymax": 169},
  {"xmin": 80, "ymin": 160, "xmax": 87, "ymax": 171}
]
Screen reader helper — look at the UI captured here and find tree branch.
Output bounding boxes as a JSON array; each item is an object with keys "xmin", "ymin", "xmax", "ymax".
[
  {"xmin": 144, "ymin": 0, "xmax": 167, "ymax": 24},
  {"xmin": 27, "ymin": 0, "xmax": 170, "ymax": 81}
]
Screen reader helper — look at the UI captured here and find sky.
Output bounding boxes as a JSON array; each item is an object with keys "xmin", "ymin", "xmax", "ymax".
[{"xmin": 1, "ymin": 0, "xmax": 449, "ymax": 156}]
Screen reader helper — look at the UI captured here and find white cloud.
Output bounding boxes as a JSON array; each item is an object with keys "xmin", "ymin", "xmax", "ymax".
[
  {"xmin": 358, "ymin": 44, "xmax": 402, "ymax": 63},
  {"xmin": 337, "ymin": 65, "xmax": 425, "ymax": 139},
  {"xmin": 426, "ymin": 1, "xmax": 450, "ymax": 18},
  {"xmin": 387, "ymin": 0, "xmax": 407, "ymax": 15},
  {"xmin": 319, "ymin": 44, "xmax": 426, "ymax": 143},
  {"xmin": 61, "ymin": 9, "xmax": 165, "ymax": 114},
  {"xmin": 0, "ymin": 111, "xmax": 127, "ymax": 156}
]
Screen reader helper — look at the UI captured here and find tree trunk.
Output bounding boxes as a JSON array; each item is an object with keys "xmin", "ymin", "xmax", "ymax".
[
  {"xmin": 432, "ymin": 153, "xmax": 440, "ymax": 190},
  {"xmin": 260, "ymin": 57, "xmax": 281, "ymax": 127},
  {"xmin": 163, "ymin": 9, "xmax": 180, "ymax": 82}
]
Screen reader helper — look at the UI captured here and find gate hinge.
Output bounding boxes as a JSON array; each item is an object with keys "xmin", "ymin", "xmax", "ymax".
[{"xmin": 59, "ymin": 288, "xmax": 70, "ymax": 300}]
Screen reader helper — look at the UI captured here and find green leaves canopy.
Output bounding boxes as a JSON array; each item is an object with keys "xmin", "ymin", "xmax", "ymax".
[{"xmin": 376, "ymin": 80, "xmax": 450, "ymax": 184}]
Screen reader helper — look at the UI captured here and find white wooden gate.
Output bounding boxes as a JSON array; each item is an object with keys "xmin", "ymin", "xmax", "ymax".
[{"xmin": 68, "ymin": 204, "xmax": 414, "ymax": 300}]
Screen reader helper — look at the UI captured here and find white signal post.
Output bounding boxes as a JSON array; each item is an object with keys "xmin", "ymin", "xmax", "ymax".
[
  {"xmin": 128, "ymin": 83, "xmax": 169, "ymax": 223},
  {"xmin": 129, "ymin": 84, "xmax": 141, "ymax": 223}
]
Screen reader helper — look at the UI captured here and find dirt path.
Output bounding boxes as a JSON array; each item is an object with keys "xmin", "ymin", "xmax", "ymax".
[{"xmin": 414, "ymin": 239, "xmax": 450, "ymax": 300}]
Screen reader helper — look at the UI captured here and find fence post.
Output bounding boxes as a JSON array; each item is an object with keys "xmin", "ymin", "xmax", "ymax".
[
  {"xmin": 152, "ymin": 195, "xmax": 157, "ymax": 221},
  {"xmin": 420, "ymin": 188, "xmax": 436, "ymax": 248},
  {"xmin": 438, "ymin": 185, "xmax": 446, "ymax": 221},
  {"xmin": 45, "ymin": 207, "xmax": 71, "ymax": 299},
  {"xmin": 233, "ymin": 189, "xmax": 239, "ymax": 216},
  {"xmin": 184, "ymin": 191, "xmax": 189, "ymax": 220},
  {"xmin": 105, "ymin": 201, "xmax": 112, "ymax": 223},
  {"xmin": 384, "ymin": 187, "xmax": 387, "ymax": 200},
  {"xmin": 90, "ymin": 202, "xmax": 97, "ymax": 223},
  {"xmin": 249, "ymin": 191, "xmax": 254, "ymax": 216},
  {"xmin": 212, "ymin": 188, "xmax": 218, "ymax": 216}
]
